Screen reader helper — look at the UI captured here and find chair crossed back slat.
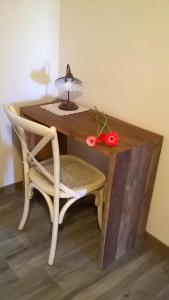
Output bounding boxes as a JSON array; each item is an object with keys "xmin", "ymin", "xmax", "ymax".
[
  {"xmin": 28, "ymin": 133, "xmax": 53, "ymax": 163},
  {"xmin": 4, "ymin": 105, "xmax": 59, "ymax": 184}
]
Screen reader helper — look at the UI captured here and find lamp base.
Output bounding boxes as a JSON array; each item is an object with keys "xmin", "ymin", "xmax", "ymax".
[{"xmin": 58, "ymin": 101, "xmax": 78, "ymax": 111}]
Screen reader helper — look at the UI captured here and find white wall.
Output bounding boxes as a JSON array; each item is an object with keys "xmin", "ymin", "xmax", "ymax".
[
  {"xmin": 0, "ymin": 0, "xmax": 60, "ymax": 187},
  {"xmin": 59, "ymin": 0, "xmax": 169, "ymax": 245}
]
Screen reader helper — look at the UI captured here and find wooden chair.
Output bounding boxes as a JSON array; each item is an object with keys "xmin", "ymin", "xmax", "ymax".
[{"xmin": 4, "ymin": 104, "xmax": 105, "ymax": 265}]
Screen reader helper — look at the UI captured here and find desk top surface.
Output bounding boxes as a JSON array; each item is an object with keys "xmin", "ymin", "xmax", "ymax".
[{"xmin": 21, "ymin": 104, "xmax": 163, "ymax": 157}]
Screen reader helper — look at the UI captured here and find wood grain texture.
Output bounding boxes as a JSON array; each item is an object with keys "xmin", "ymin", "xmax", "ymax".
[
  {"xmin": 101, "ymin": 142, "xmax": 162, "ymax": 268},
  {"xmin": 21, "ymin": 104, "xmax": 162, "ymax": 157},
  {"xmin": 20, "ymin": 104, "xmax": 163, "ymax": 269},
  {"xmin": 0, "ymin": 188, "xmax": 169, "ymax": 299}
]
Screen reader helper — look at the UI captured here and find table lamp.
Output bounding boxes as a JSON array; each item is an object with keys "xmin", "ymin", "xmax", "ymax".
[{"xmin": 55, "ymin": 64, "xmax": 82, "ymax": 111}]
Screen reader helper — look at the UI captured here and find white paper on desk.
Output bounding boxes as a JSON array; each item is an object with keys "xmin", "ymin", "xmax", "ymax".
[{"xmin": 40, "ymin": 102, "xmax": 90, "ymax": 116}]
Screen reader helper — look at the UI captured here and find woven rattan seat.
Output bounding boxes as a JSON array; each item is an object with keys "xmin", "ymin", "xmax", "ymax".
[
  {"xmin": 29, "ymin": 155, "xmax": 105, "ymax": 196},
  {"xmin": 4, "ymin": 104, "xmax": 106, "ymax": 265}
]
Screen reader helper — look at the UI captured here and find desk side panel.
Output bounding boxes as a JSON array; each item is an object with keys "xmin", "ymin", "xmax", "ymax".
[{"xmin": 100, "ymin": 140, "xmax": 162, "ymax": 268}]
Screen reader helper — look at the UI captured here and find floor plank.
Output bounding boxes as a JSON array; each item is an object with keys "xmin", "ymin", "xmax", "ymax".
[{"xmin": 0, "ymin": 187, "xmax": 169, "ymax": 300}]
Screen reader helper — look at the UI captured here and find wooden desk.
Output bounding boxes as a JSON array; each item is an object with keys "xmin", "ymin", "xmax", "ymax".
[{"xmin": 21, "ymin": 104, "xmax": 163, "ymax": 268}]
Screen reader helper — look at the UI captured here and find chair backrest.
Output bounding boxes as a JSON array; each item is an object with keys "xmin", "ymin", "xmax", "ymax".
[{"xmin": 4, "ymin": 104, "xmax": 60, "ymax": 187}]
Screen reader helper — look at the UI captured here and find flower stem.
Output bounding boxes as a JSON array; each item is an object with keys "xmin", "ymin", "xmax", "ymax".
[
  {"xmin": 97, "ymin": 112, "xmax": 107, "ymax": 136},
  {"xmin": 89, "ymin": 110, "xmax": 112, "ymax": 132}
]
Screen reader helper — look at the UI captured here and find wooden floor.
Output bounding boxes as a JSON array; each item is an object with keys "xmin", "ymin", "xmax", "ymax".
[{"xmin": 0, "ymin": 188, "xmax": 169, "ymax": 300}]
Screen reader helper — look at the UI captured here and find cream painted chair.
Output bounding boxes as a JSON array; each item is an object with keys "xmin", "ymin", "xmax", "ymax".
[{"xmin": 4, "ymin": 104, "xmax": 105, "ymax": 265}]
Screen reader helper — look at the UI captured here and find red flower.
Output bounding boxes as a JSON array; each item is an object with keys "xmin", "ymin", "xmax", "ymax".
[
  {"xmin": 97, "ymin": 133, "xmax": 106, "ymax": 143},
  {"xmin": 86, "ymin": 136, "xmax": 97, "ymax": 147},
  {"xmin": 105, "ymin": 131, "xmax": 119, "ymax": 147}
]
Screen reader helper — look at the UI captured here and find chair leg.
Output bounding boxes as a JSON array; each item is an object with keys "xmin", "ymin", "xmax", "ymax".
[
  {"xmin": 48, "ymin": 195, "xmax": 59, "ymax": 266},
  {"xmin": 18, "ymin": 183, "xmax": 33, "ymax": 230},
  {"xmin": 41, "ymin": 192, "xmax": 54, "ymax": 223},
  {"xmin": 58, "ymin": 197, "xmax": 79, "ymax": 224},
  {"xmin": 97, "ymin": 188, "xmax": 104, "ymax": 230}
]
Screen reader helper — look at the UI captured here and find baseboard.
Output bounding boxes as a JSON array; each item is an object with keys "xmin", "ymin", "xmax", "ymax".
[
  {"xmin": 146, "ymin": 232, "xmax": 169, "ymax": 254},
  {"xmin": 0, "ymin": 181, "xmax": 23, "ymax": 199}
]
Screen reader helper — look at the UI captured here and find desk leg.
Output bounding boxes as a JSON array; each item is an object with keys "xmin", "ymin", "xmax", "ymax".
[{"xmin": 100, "ymin": 142, "xmax": 162, "ymax": 268}]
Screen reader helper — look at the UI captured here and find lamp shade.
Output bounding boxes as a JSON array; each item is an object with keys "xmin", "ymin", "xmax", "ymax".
[
  {"xmin": 55, "ymin": 64, "xmax": 82, "ymax": 111},
  {"xmin": 55, "ymin": 64, "xmax": 82, "ymax": 92}
]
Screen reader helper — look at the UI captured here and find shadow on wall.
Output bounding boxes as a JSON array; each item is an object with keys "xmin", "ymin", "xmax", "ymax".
[{"xmin": 30, "ymin": 63, "xmax": 51, "ymax": 97}]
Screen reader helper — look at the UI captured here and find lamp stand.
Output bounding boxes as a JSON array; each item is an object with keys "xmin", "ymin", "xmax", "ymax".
[{"xmin": 58, "ymin": 91, "xmax": 78, "ymax": 111}]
